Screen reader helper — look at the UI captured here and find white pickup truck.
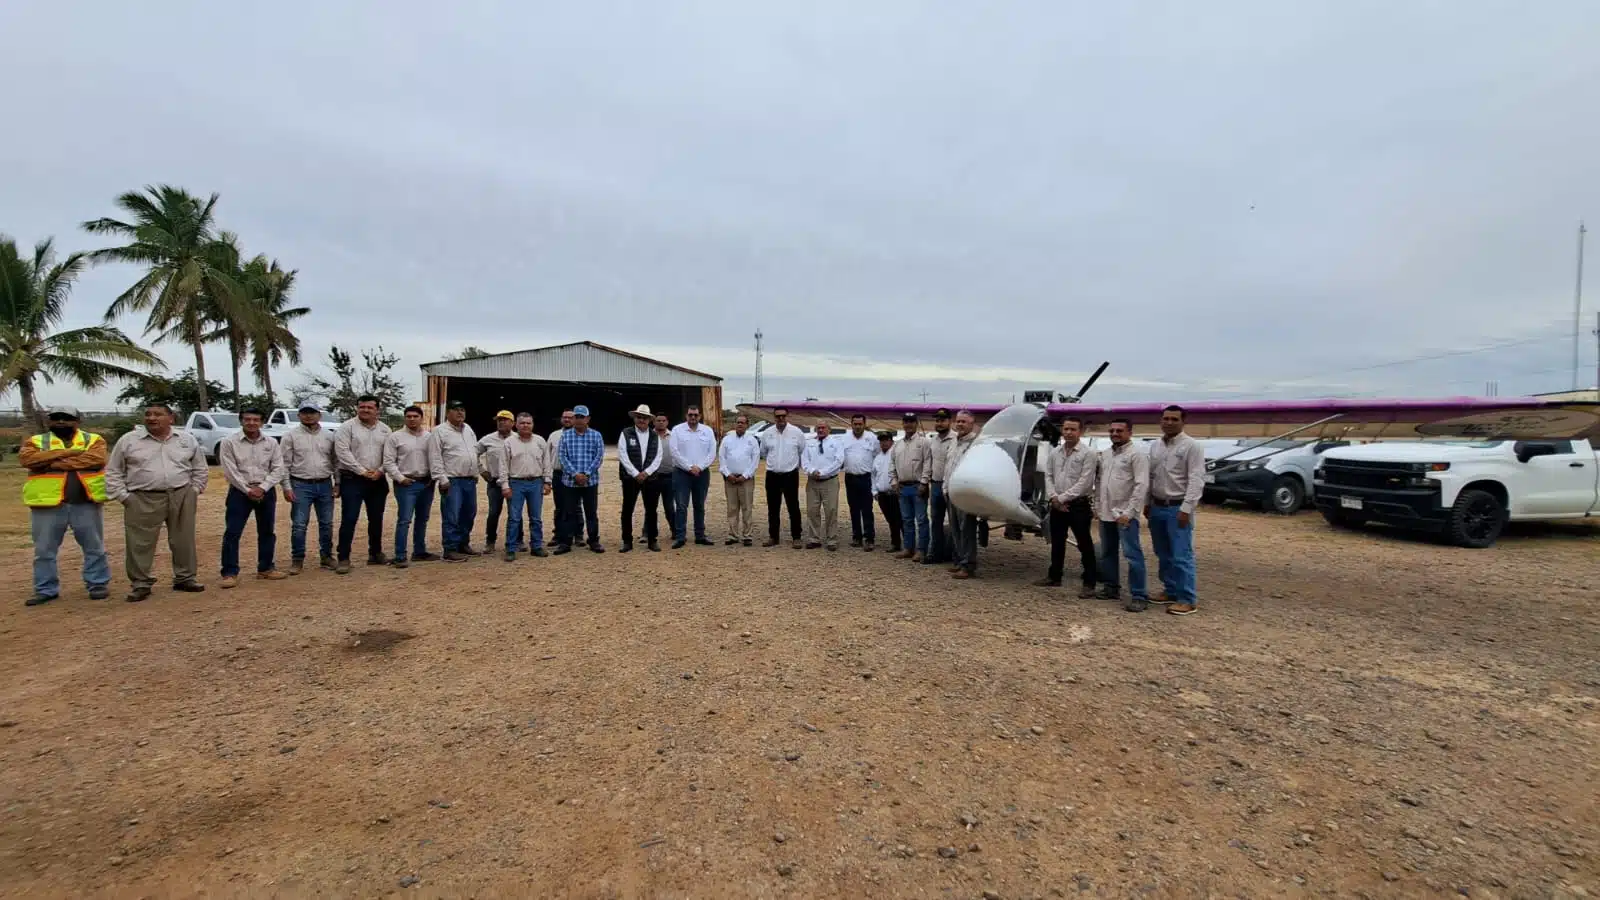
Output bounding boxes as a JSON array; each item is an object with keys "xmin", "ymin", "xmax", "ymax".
[
  {"xmin": 1203, "ymin": 438, "xmax": 1351, "ymax": 515},
  {"xmin": 174, "ymin": 411, "xmax": 241, "ymax": 463},
  {"xmin": 262, "ymin": 408, "xmax": 343, "ymax": 441},
  {"xmin": 1313, "ymin": 439, "xmax": 1599, "ymax": 547}
]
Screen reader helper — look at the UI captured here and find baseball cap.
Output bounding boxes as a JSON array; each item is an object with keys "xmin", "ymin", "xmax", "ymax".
[
  {"xmin": 495, "ymin": 409, "xmax": 514, "ymax": 420},
  {"xmin": 298, "ymin": 403, "xmax": 321, "ymax": 413},
  {"xmin": 447, "ymin": 400, "xmax": 467, "ymax": 410},
  {"xmin": 902, "ymin": 411, "xmax": 918, "ymax": 422},
  {"xmin": 934, "ymin": 408, "xmax": 952, "ymax": 418},
  {"xmin": 573, "ymin": 405, "xmax": 591, "ymax": 417},
  {"xmin": 876, "ymin": 430, "xmax": 894, "ymax": 440},
  {"xmin": 46, "ymin": 405, "xmax": 81, "ymax": 420}
]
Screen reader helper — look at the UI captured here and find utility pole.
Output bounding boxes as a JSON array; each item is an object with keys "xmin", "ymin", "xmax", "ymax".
[
  {"xmin": 1593, "ymin": 311, "xmax": 1598, "ymax": 395},
  {"xmin": 753, "ymin": 330, "xmax": 764, "ymax": 402},
  {"xmin": 1574, "ymin": 221, "xmax": 1586, "ymax": 390},
  {"xmin": 918, "ymin": 390, "xmax": 929, "ymax": 403}
]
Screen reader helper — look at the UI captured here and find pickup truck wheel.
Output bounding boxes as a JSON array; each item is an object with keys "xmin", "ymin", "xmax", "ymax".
[
  {"xmin": 1269, "ymin": 475, "xmax": 1304, "ymax": 515},
  {"xmin": 1321, "ymin": 508, "xmax": 1367, "ymax": 530},
  {"xmin": 1446, "ymin": 488, "xmax": 1505, "ymax": 549}
]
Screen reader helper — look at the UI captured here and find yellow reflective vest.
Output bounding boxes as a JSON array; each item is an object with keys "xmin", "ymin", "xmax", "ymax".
[{"xmin": 22, "ymin": 432, "xmax": 108, "ymax": 507}]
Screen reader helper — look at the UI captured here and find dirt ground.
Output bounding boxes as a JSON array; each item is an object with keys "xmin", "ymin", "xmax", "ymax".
[{"xmin": 0, "ymin": 464, "xmax": 1596, "ymax": 899}]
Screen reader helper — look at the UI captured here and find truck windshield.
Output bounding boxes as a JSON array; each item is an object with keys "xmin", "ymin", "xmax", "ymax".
[
  {"xmin": 208, "ymin": 413, "xmax": 240, "ymax": 428},
  {"xmin": 1435, "ymin": 440, "xmax": 1504, "ymax": 448}
]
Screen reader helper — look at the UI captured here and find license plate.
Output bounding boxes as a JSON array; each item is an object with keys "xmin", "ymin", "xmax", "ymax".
[
  {"xmin": 1203, "ymin": 474, "xmax": 1215, "ymax": 484},
  {"xmin": 1339, "ymin": 495, "xmax": 1363, "ymax": 510}
]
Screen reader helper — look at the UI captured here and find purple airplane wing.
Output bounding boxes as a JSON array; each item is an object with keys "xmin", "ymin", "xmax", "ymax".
[{"xmin": 737, "ymin": 397, "xmax": 1600, "ymax": 440}]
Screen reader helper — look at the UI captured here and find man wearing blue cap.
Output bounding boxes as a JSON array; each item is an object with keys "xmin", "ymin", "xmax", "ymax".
[{"xmin": 554, "ymin": 404, "xmax": 605, "ymax": 553}]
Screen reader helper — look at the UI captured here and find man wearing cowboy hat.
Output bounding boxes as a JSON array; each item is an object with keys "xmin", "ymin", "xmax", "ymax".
[{"xmin": 617, "ymin": 404, "xmax": 664, "ymax": 552}]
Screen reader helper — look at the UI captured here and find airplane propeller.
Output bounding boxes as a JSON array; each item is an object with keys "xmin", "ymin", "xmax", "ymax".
[{"xmin": 1061, "ymin": 361, "xmax": 1110, "ymax": 404}]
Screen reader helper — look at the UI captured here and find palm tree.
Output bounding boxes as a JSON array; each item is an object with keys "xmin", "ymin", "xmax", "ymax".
[
  {"xmin": 246, "ymin": 258, "xmax": 306, "ymax": 401},
  {"xmin": 82, "ymin": 185, "xmax": 244, "ymax": 411},
  {"xmin": 0, "ymin": 236, "xmax": 164, "ymax": 429}
]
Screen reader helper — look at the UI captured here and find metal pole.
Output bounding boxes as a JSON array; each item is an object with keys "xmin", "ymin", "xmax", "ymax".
[{"xmin": 1575, "ymin": 222, "xmax": 1587, "ymax": 390}]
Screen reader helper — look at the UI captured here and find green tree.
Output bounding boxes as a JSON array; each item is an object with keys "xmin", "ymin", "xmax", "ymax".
[
  {"xmin": 443, "ymin": 345, "xmax": 492, "ymax": 361},
  {"xmin": 115, "ymin": 367, "xmax": 225, "ymax": 419},
  {"xmin": 246, "ymin": 258, "xmax": 305, "ymax": 401},
  {"xmin": 0, "ymin": 235, "xmax": 164, "ymax": 429},
  {"xmin": 292, "ymin": 346, "xmax": 409, "ymax": 418},
  {"xmin": 82, "ymin": 185, "xmax": 245, "ymax": 411}
]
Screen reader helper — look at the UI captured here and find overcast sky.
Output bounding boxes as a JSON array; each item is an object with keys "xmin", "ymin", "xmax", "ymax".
[{"xmin": 2, "ymin": 0, "xmax": 1597, "ymax": 409}]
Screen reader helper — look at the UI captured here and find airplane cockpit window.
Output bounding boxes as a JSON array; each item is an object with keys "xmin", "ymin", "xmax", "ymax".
[{"xmin": 973, "ymin": 404, "xmax": 1047, "ymax": 471}]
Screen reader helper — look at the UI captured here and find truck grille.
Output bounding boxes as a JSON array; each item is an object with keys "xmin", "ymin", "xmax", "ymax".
[{"xmin": 1320, "ymin": 459, "xmax": 1415, "ymax": 491}]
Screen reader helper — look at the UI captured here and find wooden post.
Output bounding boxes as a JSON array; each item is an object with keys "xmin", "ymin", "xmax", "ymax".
[{"xmin": 702, "ymin": 385, "xmax": 724, "ymax": 435}]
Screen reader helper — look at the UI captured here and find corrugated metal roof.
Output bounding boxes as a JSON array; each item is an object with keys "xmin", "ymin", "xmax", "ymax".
[{"xmin": 420, "ymin": 341, "xmax": 721, "ymax": 386}]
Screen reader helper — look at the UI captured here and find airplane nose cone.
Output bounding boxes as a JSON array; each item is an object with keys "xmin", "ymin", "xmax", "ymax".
[{"xmin": 947, "ymin": 443, "xmax": 1039, "ymax": 527}]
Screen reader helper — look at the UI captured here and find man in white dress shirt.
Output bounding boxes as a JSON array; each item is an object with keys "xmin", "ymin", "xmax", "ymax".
[
  {"xmin": 718, "ymin": 414, "xmax": 761, "ymax": 546},
  {"xmin": 871, "ymin": 430, "xmax": 902, "ymax": 553},
  {"xmin": 801, "ymin": 422, "xmax": 846, "ymax": 550},
  {"xmin": 839, "ymin": 414, "xmax": 881, "ymax": 551},
  {"xmin": 617, "ymin": 405, "xmax": 664, "ymax": 553},
  {"xmin": 668, "ymin": 405, "xmax": 718, "ymax": 548},
  {"xmin": 759, "ymin": 407, "xmax": 806, "ymax": 548}
]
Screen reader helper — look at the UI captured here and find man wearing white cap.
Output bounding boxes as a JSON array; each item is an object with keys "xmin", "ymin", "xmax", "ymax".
[
  {"xmin": 477, "ymin": 410, "xmax": 515, "ymax": 552},
  {"xmin": 617, "ymin": 404, "xmax": 663, "ymax": 552},
  {"xmin": 19, "ymin": 406, "xmax": 111, "ymax": 606}
]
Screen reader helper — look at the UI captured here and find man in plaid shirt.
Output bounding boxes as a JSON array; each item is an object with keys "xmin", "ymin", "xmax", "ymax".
[{"xmin": 555, "ymin": 404, "xmax": 605, "ymax": 554}]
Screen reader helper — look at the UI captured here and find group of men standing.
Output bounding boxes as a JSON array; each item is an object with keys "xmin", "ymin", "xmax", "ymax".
[{"xmin": 22, "ymin": 398, "xmax": 1205, "ymax": 615}]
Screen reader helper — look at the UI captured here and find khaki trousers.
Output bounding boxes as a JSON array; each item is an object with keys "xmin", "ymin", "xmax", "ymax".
[
  {"xmin": 804, "ymin": 476, "xmax": 840, "ymax": 547},
  {"xmin": 723, "ymin": 477, "xmax": 756, "ymax": 541},
  {"xmin": 123, "ymin": 487, "xmax": 199, "ymax": 589}
]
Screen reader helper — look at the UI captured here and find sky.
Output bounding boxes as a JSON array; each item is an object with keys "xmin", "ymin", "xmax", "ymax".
[{"xmin": 2, "ymin": 0, "xmax": 1597, "ymax": 411}]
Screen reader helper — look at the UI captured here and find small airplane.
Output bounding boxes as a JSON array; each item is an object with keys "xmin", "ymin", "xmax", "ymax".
[{"xmin": 737, "ymin": 364, "xmax": 1600, "ymax": 534}]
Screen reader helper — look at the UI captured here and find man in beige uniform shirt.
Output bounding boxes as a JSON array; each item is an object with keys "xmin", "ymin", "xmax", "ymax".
[
  {"xmin": 105, "ymin": 403, "xmax": 209, "ymax": 602},
  {"xmin": 429, "ymin": 401, "xmax": 481, "ymax": 560},
  {"xmin": 1036, "ymin": 415, "xmax": 1099, "ymax": 597},
  {"xmin": 891, "ymin": 412, "xmax": 933, "ymax": 561},
  {"xmin": 477, "ymin": 410, "xmax": 514, "ymax": 552},
  {"xmin": 333, "ymin": 395, "xmax": 392, "ymax": 573},
  {"xmin": 944, "ymin": 410, "xmax": 981, "ymax": 578},
  {"xmin": 499, "ymin": 412, "xmax": 552, "ymax": 560},
  {"xmin": 280, "ymin": 404, "xmax": 338, "ymax": 574},
  {"xmin": 1146, "ymin": 405, "xmax": 1207, "ymax": 616},
  {"xmin": 383, "ymin": 405, "xmax": 436, "ymax": 568},
  {"xmin": 217, "ymin": 408, "xmax": 288, "ymax": 588},
  {"xmin": 1096, "ymin": 418, "xmax": 1151, "ymax": 612}
]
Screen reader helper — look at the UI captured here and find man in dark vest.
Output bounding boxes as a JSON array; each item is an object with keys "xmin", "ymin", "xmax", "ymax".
[{"xmin": 617, "ymin": 405, "xmax": 665, "ymax": 552}]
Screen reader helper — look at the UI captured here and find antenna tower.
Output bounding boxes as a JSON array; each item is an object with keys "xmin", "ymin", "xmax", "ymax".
[{"xmin": 754, "ymin": 330, "xmax": 765, "ymax": 401}]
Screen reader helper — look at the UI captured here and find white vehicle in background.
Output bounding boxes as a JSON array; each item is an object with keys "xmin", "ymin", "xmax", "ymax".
[
  {"xmin": 262, "ymin": 408, "xmax": 343, "ymax": 441},
  {"xmin": 1203, "ymin": 438, "xmax": 1351, "ymax": 515},
  {"xmin": 174, "ymin": 411, "xmax": 241, "ymax": 463},
  {"xmin": 1314, "ymin": 439, "xmax": 1600, "ymax": 547}
]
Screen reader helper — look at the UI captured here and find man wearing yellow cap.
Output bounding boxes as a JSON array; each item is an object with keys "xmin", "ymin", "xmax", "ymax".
[
  {"xmin": 477, "ymin": 410, "xmax": 515, "ymax": 553},
  {"xmin": 20, "ymin": 406, "xmax": 111, "ymax": 606}
]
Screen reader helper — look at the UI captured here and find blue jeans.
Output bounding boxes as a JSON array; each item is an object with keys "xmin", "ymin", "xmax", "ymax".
[
  {"xmin": 671, "ymin": 468, "xmax": 711, "ymax": 541},
  {"xmin": 505, "ymin": 478, "xmax": 545, "ymax": 550},
  {"xmin": 927, "ymin": 481, "xmax": 948, "ymax": 562},
  {"xmin": 1096, "ymin": 519, "xmax": 1147, "ymax": 600},
  {"xmin": 31, "ymin": 503, "xmax": 110, "ymax": 597},
  {"xmin": 440, "ymin": 477, "xmax": 479, "ymax": 551},
  {"xmin": 898, "ymin": 485, "xmax": 929, "ymax": 555},
  {"xmin": 289, "ymin": 478, "xmax": 335, "ymax": 561},
  {"xmin": 221, "ymin": 487, "xmax": 277, "ymax": 577},
  {"xmin": 392, "ymin": 479, "xmax": 435, "ymax": 561},
  {"xmin": 1147, "ymin": 504, "xmax": 1197, "ymax": 605}
]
